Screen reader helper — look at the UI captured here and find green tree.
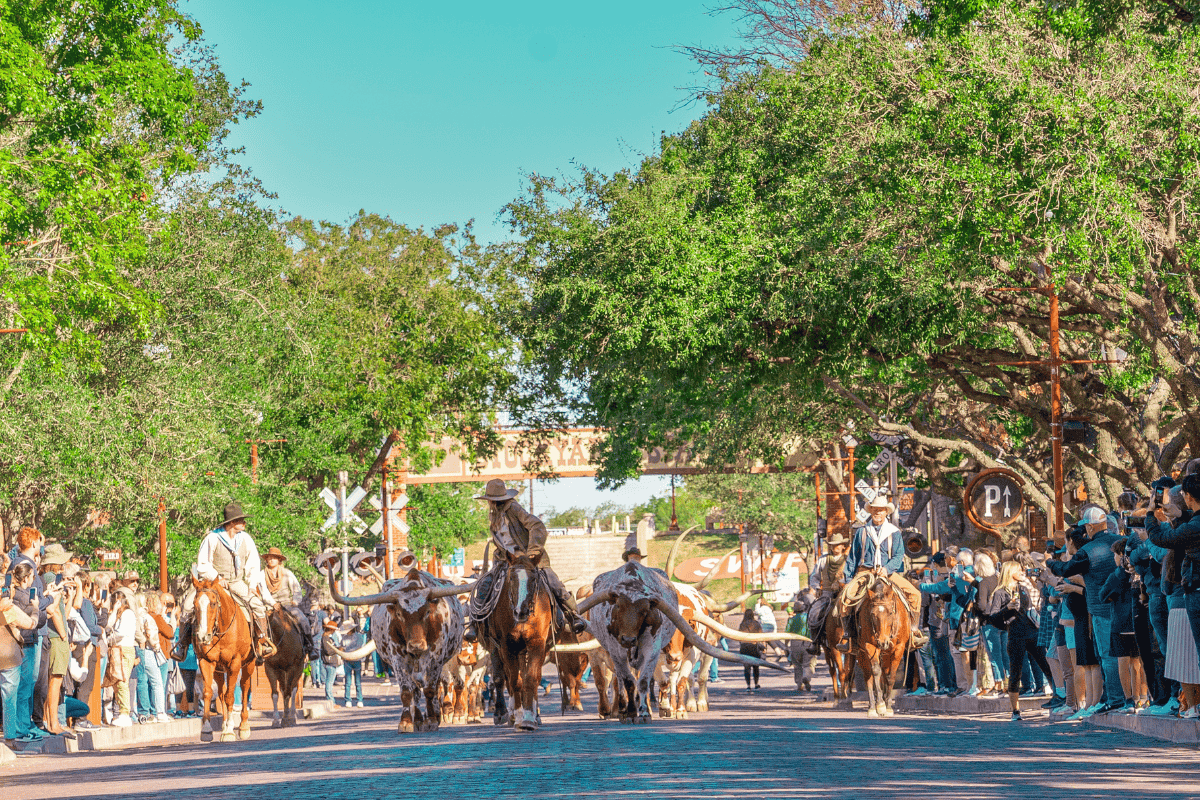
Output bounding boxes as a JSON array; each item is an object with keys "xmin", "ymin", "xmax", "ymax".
[{"xmin": 504, "ymin": 4, "xmax": 1200, "ymax": 529}]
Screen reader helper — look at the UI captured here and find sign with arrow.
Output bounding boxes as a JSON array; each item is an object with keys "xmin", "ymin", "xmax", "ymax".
[{"xmin": 964, "ymin": 468, "xmax": 1025, "ymax": 532}]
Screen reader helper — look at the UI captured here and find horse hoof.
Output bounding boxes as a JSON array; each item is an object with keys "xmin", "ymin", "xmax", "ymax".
[
  {"xmin": 399, "ymin": 721, "xmax": 414, "ymax": 734},
  {"xmin": 867, "ymin": 708, "xmax": 880, "ymax": 718},
  {"xmin": 220, "ymin": 733, "xmax": 236, "ymax": 742},
  {"xmin": 271, "ymin": 719, "xmax": 282, "ymax": 729},
  {"xmin": 572, "ymin": 702, "xmax": 583, "ymax": 712},
  {"xmin": 637, "ymin": 714, "xmax": 651, "ymax": 724},
  {"xmin": 881, "ymin": 707, "xmax": 895, "ymax": 717},
  {"xmin": 200, "ymin": 730, "xmax": 213, "ymax": 743},
  {"xmin": 238, "ymin": 728, "xmax": 251, "ymax": 740}
]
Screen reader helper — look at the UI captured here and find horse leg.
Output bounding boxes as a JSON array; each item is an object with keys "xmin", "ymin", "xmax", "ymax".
[
  {"xmin": 199, "ymin": 661, "xmax": 215, "ymax": 742},
  {"xmin": 268, "ymin": 670, "xmax": 281, "ymax": 728},
  {"xmin": 237, "ymin": 664, "xmax": 253, "ymax": 739},
  {"xmin": 871, "ymin": 656, "xmax": 887, "ymax": 717},
  {"xmin": 513, "ymin": 647, "xmax": 539, "ymax": 731},
  {"xmin": 492, "ymin": 664, "xmax": 509, "ymax": 727}
]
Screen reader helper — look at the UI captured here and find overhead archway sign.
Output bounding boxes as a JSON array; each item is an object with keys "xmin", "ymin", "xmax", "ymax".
[{"xmin": 964, "ymin": 468, "xmax": 1026, "ymax": 532}]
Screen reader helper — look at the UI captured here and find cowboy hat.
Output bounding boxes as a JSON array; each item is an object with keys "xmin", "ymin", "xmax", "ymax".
[
  {"xmin": 337, "ymin": 620, "xmax": 359, "ymax": 635},
  {"xmin": 122, "ymin": 570, "xmax": 140, "ymax": 581},
  {"xmin": 263, "ymin": 547, "xmax": 287, "ymax": 564},
  {"xmin": 622, "ymin": 547, "xmax": 644, "ymax": 562},
  {"xmin": 218, "ymin": 502, "xmax": 249, "ymax": 528},
  {"xmin": 41, "ymin": 543, "xmax": 73, "ymax": 566},
  {"xmin": 323, "ymin": 618, "xmax": 340, "ymax": 630},
  {"xmin": 474, "ymin": 479, "xmax": 519, "ymax": 503},
  {"xmin": 824, "ymin": 532, "xmax": 850, "ymax": 547},
  {"xmin": 866, "ymin": 495, "xmax": 895, "ymax": 514}
]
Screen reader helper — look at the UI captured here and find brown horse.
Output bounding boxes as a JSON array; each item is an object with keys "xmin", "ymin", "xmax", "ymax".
[
  {"xmin": 191, "ymin": 576, "xmax": 255, "ymax": 742},
  {"xmin": 264, "ymin": 609, "xmax": 306, "ymax": 728},
  {"xmin": 481, "ymin": 555, "xmax": 554, "ymax": 731},
  {"xmin": 853, "ymin": 577, "xmax": 910, "ymax": 717},
  {"xmin": 823, "ymin": 610, "xmax": 857, "ymax": 701}
]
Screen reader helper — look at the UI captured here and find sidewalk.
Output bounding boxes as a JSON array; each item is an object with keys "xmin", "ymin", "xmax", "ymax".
[
  {"xmin": 895, "ymin": 691, "xmax": 1048, "ymax": 715},
  {"xmin": 1084, "ymin": 711, "xmax": 1200, "ymax": 745}
]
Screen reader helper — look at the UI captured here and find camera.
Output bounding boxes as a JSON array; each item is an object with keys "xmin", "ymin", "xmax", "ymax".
[{"xmin": 1126, "ymin": 515, "xmax": 1146, "ymax": 529}]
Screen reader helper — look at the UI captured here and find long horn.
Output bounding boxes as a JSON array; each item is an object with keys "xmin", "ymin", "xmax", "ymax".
[
  {"xmin": 428, "ymin": 581, "xmax": 477, "ymax": 599},
  {"xmin": 364, "ymin": 561, "xmax": 387, "ymax": 587},
  {"xmin": 694, "ymin": 548, "xmax": 738, "ymax": 592},
  {"xmin": 664, "ymin": 524, "xmax": 700, "ymax": 581},
  {"xmin": 577, "ymin": 589, "xmax": 614, "ymax": 614},
  {"xmin": 550, "ymin": 639, "xmax": 603, "ymax": 653},
  {"xmin": 708, "ymin": 588, "xmax": 767, "ymax": 614},
  {"xmin": 652, "ymin": 598, "xmax": 788, "ymax": 672},
  {"xmin": 327, "ymin": 565, "xmax": 399, "ymax": 607},
  {"xmin": 692, "ymin": 609, "xmax": 809, "ymax": 643},
  {"xmin": 329, "ymin": 639, "xmax": 378, "ymax": 661}
]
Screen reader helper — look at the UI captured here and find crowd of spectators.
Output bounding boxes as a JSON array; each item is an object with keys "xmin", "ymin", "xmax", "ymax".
[
  {"xmin": 0, "ymin": 528, "xmax": 201, "ymax": 751},
  {"xmin": 907, "ymin": 463, "xmax": 1200, "ymax": 723}
]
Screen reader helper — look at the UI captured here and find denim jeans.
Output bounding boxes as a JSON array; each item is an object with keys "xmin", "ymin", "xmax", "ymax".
[
  {"xmin": 322, "ymin": 663, "xmax": 338, "ymax": 704},
  {"xmin": 15, "ymin": 643, "xmax": 40, "ymax": 737},
  {"xmin": 310, "ymin": 658, "xmax": 324, "ymax": 688},
  {"xmin": 982, "ymin": 625, "xmax": 1007, "ymax": 683},
  {"xmin": 159, "ymin": 661, "xmax": 175, "ymax": 712},
  {"xmin": 1, "ymin": 664, "xmax": 22, "ymax": 739},
  {"xmin": 144, "ymin": 652, "xmax": 165, "ymax": 716},
  {"xmin": 1090, "ymin": 615, "xmax": 1125, "ymax": 705},
  {"xmin": 344, "ymin": 660, "xmax": 363, "ymax": 704},
  {"xmin": 930, "ymin": 634, "xmax": 956, "ymax": 691},
  {"xmin": 58, "ymin": 695, "xmax": 90, "ymax": 726},
  {"xmin": 916, "ymin": 641, "xmax": 937, "ymax": 690},
  {"xmin": 134, "ymin": 648, "xmax": 150, "ymax": 716}
]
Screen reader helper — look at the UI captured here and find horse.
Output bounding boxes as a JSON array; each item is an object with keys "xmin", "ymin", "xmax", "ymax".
[
  {"xmin": 853, "ymin": 576, "xmax": 910, "ymax": 717},
  {"xmin": 480, "ymin": 554, "xmax": 554, "ymax": 731},
  {"xmin": 191, "ymin": 576, "xmax": 255, "ymax": 742},
  {"xmin": 264, "ymin": 608, "xmax": 306, "ymax": 728},
  {"xmin": 823, "ymin": 609, "xmax": 857, "ymax": 702}
]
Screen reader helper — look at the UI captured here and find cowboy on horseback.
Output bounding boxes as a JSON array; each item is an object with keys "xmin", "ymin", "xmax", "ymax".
[
  {"xmin": 470, "ymin": 479, "xmax": 588, "ymax": 638},
  {"xmin": 835, "ymin": 495, "xmax": 927, "ymax": 652},
  {"xmin": 174, "ymin": 502, "xmax": 277, "ymax": 662},
  {"xmin": 262, "ymin": 546, "xmax": 315, "ymax": 657},
  {"xmin": 806, "ymin": 531, "xmax": 850, "ymax": 655}
]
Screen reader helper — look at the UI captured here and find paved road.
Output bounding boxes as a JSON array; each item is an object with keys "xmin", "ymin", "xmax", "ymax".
[{"xmin": 5, "ymin": 660, "xmax": 1197, "ymax": 799}]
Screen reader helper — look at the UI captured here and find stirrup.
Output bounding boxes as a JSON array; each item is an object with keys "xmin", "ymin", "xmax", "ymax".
[{"xmin": 834, "ymin": 637, "xmax": 852, "ymax": 653}]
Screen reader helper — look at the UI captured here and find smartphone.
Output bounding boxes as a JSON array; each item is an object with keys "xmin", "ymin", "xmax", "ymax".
[
  {"xmin": 1, "ymin": 573, "xmax": 10, "ymax": 599},
  {"xmin": 100, "ymin": 589, "xmax": 108, "ymax": 602}
]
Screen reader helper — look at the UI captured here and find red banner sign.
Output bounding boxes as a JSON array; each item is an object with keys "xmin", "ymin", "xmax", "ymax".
[{"xmin": 673, "ymin": 552, "xmax": 808, "ymax": 583}]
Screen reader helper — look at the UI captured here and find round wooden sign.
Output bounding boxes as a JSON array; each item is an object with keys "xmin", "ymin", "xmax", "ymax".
[{"xmin": 965, "ymin": 468, "xmax": 1026, "ymax": 530}]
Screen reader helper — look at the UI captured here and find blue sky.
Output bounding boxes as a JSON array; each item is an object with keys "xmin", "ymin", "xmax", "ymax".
[{"xmin": 188, "ymin": 0, "xmax": 740, "ymax": 513}]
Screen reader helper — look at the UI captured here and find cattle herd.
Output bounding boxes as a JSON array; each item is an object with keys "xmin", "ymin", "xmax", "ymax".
[{"xmin": 325, "ymin": 558, "xmax": 804, "ymax": 734}]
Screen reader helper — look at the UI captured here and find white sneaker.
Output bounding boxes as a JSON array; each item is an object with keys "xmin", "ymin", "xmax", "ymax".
[
  {"xmin": 356, "ymin": 701, "xmax": 364, "ymax": 708},
  {"xmin": 156, "ymin": 713, "xmax": 173, "ymax": 723},
  {"xmin": 344, "ymin": 700, "xmax": 353, "ymax": 707},
  {"xmin": 1182, "ymin": 706, "xmax": 1199, "ymax": 720},
  {"xmin": 112, "ymin": 714, "xmax": 133, "ymax": 728}
]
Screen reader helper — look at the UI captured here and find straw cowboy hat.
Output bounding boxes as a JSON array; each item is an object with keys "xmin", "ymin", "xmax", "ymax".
[
  {"xmin": 824, "ymin": 532, "xmax": 851, "ymax": 548},
  {"xmin": 41, "ymin": 543, "xmax": 73, "ymax": 566},
  {"xmin": 474, "ymin": 479, "xmax": 519, "ymax": 503},
  {"xmin": 218, "ymin": 502, "xmax": 249, "ymax": 528},
  {"xmin": 263, "ymin": 547, "xmax": 287, "ymax": 564},
  {"xmin": 866, "ymin": 495, "xmax": 895, "ymax": 515}
]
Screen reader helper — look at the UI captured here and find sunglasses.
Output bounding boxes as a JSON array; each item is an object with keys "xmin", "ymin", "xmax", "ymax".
[{"xmin": 165, "ymin": 603, "xmax": 176, "ymax": 609}]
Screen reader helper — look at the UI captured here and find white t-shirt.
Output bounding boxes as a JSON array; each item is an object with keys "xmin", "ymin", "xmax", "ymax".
[{"xmin": 111, "ymin": 609, "xmax": 137, "ymax": 647}]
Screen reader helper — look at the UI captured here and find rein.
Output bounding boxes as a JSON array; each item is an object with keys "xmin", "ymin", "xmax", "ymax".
[{"xmin": 196, "ymin": 586, "xmax": 237, "ymax": 657}]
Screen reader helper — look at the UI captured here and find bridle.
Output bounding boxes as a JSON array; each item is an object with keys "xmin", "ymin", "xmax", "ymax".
[
  {"xmin": 866, "ymin": 579, "xmax": 898, "ymax": 653},
  {"xmin": 195, "ymin": 583, "xmax": 235, "ymax": 654},
  {"xmin": 507, "ymin": 555, "xmax": 542, "ymax": 623}
]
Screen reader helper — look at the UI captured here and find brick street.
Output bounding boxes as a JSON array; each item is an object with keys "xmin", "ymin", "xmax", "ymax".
[{"xmin": 4, "ymin": 661, "xmax": 1197, "ymax": 800}]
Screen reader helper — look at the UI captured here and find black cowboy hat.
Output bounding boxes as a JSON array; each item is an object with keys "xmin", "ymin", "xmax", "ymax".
[
  {"xmin": 474, "ymin": 478, "xmax": 519, "ymax": 503},
  {"xmin": 622, "ymin": 547, "xmax": 644, "ymax": 562},
  {"xmin": 219, "ymin": 502, "xmax": 249, "ymax": 528}
]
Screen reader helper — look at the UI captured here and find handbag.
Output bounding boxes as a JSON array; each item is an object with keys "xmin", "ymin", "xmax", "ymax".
[{"xmin": 167, "ymin": 664, "xmax": 185, "ymax": 695}]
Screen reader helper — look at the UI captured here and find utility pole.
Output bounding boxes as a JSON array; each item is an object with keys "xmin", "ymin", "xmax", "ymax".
[
  {"xmin": 158, "ymin": 499, "xmax": 168, "ymax": 592},
  {"xmin": 338, "ymin": 470, "xmax": 350, "ymax": 616},
  {"xmin": 244, "ymin": 438, "xmax": 287, "ymax": 485},
  {"xmin": 889, "ymin": 456, "xmax": 900, "ymax": 527}
]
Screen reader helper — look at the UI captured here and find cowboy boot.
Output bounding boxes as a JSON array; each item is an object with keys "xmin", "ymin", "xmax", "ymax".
[
  {"xmin": 835, "ymin": 615, "xmax": 854, "ymax": 653},
  {"xmin": 909, "ymin": 613, "xmax": 929, "ymax": 649},
  {"xmin": 550, "ymin": 584, "xmax": 588, "ymax": 635},
  {"xmin": 253, "ymin": 613, "xmax": 277, "ymax": 661}
]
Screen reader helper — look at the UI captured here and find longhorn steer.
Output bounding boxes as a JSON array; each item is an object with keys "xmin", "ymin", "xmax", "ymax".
[
  {"xmin": 578, "ymin": 562, "xmax": 785, "ymax": 724},
  {"xmin": 329, "ymin": 567, "xmax": 473, "ymax": 733},
  {"xmin": 441, "ymin": 640, "xmax": 489, "ymax": 724}
]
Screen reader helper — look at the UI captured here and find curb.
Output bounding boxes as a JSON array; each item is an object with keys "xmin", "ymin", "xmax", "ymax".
[
  {"xmin": 894, "ymin": 693, "xmax": 1049, "ymax": 715},
  {"xmin": 23, "ymin": 701, "xmax": 336, "ymax": 756},
  {"xmin": 1084, "ymin": 712, "xmax": 1200, "ymax": 745},
  {"xmin": 1, "ymin": 742, "xmax": 15, "ymax": 766}
]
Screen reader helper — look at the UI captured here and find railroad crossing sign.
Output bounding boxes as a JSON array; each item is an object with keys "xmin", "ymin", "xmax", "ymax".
[
  {"xmin": 367, "ymin": 492, "xmax": 410, "ymax": 536},
  {"xmin": 866, "ymin": 449, "xmax": 892, "ymax": 474},
  {"xmin": 964, "ymin": 468, "xmax": 1026, "ymax": 531},
  {"xmin": 319, "ymin": 485, "xmax": 368, "ymax": 533}
]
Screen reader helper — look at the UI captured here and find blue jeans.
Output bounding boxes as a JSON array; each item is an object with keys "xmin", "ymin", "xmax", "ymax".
[
  {"xmin": 930, "ymin": 634, "xmax": 956, "ymax": 691},
  {"xmin": 58, "ymin": 695, "xmax": 89, "ymax": 726},
  {"xmin": 160, "ymin": 662, "xmax": 175, "ymax": 712},
  {"xmin": 1, "ymin": 664, "xmax": 22, "ymax": 739},
  {"xmin": 344, "ymin": 661, "xmax": 363, "ymax": 704},
  {"xmin": 145, "ymin": 653, "xmax": 165, "ymax": 716},
  {"xmin": 1090, "ymin": 615, "xmax": 1125, "ymax": 705},
  {"xmin": 322, "ymin": 663, "xmax": 338, "ymax": 704},
  {"xmin": 310, "ymin": 658, "xmax": 324, "ymax": 688},
  {"xmin": 918, "ymin": 641, "xmax": 937, "ymax": 689},
  {"xmin": 134, "ymin": 648, "xmax": 150, "ymax": 716},
  {"xmin": 982, "ymin": 625, "xmax": 1007, "ymax": 683},
  {"xmin": 15, "ymin": 643, "xmax": 40, "ymax": 737}
]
